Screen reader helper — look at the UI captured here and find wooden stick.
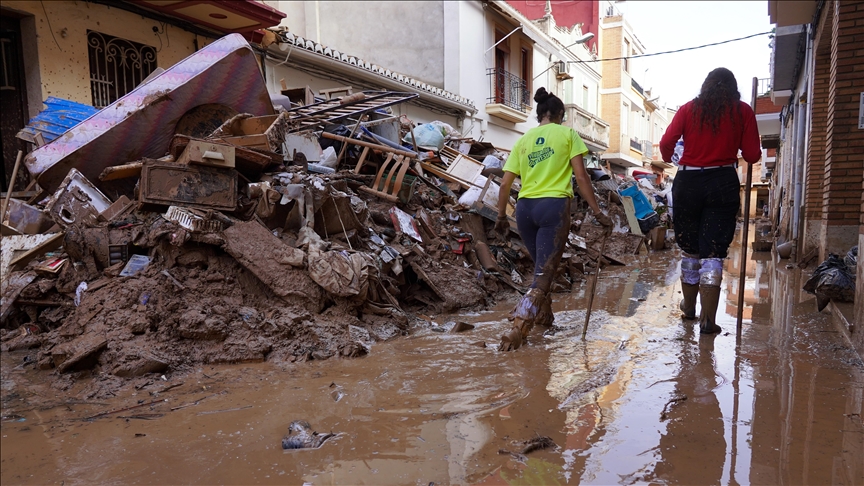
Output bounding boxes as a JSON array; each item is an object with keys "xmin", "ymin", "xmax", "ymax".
[
  {"xmin": 1, "ymin": 150, "xmax": 23, "ymax": 224},
  {"xmin": 337, "ymin": 115, "xmax": 366, "ymax": 166},
  {"xmin": 737, "ymin": 77, "xmax": 758, "ymax": 332},
  {"xmin": 582, "ymin": 226, "xmax": 610, "ymax": 341}
]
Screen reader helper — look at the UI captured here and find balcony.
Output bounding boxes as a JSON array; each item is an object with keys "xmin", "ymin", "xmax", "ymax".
[
  {"xmin": 485, "ymin": 68, "xmax": 530, "ymax": 123},
  {"xmin": 563, "ymin": 103, "xmax": 610, "ymax": 152},
  {"xmin": 640, "ymin": 140, "xmax": 653, "ymax": 161},
  {"xmin": 631, "ymin": 78, "xmax": 644, "ymax": 96},
  {"xmin": 629, "ymin": 137, "xmax": 642, "ymax": 152}
]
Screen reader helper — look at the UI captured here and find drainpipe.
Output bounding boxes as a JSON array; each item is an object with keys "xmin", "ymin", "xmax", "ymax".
[{"xmin": 791, "ymin": 24, "xmax": 813, "ymax": 254}]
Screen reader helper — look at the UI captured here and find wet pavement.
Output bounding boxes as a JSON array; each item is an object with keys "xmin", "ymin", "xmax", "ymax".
[{"xmin": 2, "ymin": 228, "xmax": 863, "ymax": 485}]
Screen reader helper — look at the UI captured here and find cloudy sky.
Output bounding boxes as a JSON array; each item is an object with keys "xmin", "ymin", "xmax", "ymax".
[{"xmin": 614, "ymin": 1, "xmax": 774, "ymax": 109}]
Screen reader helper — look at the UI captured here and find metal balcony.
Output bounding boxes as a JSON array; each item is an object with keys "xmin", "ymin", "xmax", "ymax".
[
  {"xmin": 485, "ymin": 68, "xmax": 530, "ymax": 123},
  {"xmin": 563, "ymin": 103, "xmax": 610, "ymax": 152},
  {"xmin": 640, "ymin": 140, "xmax": 653, "ymax": 160}
]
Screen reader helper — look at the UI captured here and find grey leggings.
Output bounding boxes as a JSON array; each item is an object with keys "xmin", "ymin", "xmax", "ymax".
[{"xmin": 515, "ymin": 197, "xmax": 571, "ymax": 293}]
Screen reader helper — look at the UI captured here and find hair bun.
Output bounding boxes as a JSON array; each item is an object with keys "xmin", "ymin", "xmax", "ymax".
[{"xmin": 534, "ymin": 87, "xmax": 550, "ymax": 104}]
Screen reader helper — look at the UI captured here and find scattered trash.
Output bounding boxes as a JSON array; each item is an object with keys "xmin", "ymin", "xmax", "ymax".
[
  {"xmin": 0, "ymin": 30, "xmax": 657, "ymax": 394},
  {"xmin": 119, "ymin": 255, "xmax": 151, "ymax": 277},
  {"xmin": 282, "ymin": 420, "xmax": 338, "ymax": 450}
]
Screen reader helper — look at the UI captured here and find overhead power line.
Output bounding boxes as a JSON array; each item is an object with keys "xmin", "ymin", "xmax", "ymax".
[
  {"xmin": 568, "ymin": 31, "xmax": 773, "ymax": 64},
  {"xmin": 534, "ymin": 31, "xmax": 772, "ymax": 80}
]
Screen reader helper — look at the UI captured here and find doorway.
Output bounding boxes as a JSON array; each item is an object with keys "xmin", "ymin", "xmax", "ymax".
[{"xmin": 0, "ymin": 13, "xmax": 29, "ymax": 192}]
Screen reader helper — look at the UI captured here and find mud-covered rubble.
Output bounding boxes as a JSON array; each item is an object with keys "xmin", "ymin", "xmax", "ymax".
[{"xmin": 0, "ymin": 32, "xmax": 666, "ymax": 392}]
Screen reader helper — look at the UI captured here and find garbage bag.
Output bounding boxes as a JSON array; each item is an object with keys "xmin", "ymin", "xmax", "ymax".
[
  {"xmin": 403, "ymin": 123, "xmax": 445, "ymax": 151},
  {"xmin": 844, "ymin": 246, "xmax": 858, "ymax": 271},
  {"xmin": 803, "ymin": 252, "xmax": 856, "ymax": 310},
  {"xmin": 637, "ymin": 212, "xmax": 660, "ymax": 234}
]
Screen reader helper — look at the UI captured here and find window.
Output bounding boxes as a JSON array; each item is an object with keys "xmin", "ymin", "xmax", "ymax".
[
  {"xmin": 520, "ymin": 42, "xmax": 532, "ymax": 96},
  {"xmin": 88, "ymin": 30, "xmax": 157, "ymax": 108},
  {"xmin": 623, "ymin": 38, "xmax": 630, "ymax": 73},
  {"xmin": 582, "ymin": 85, "xmax": 590, "ymax": 109}
]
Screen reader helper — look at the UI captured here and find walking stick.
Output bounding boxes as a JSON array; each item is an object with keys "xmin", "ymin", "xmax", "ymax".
[
  {"xmin": 736, "ymin": 77, "xmax": 758, "ymax": 332},
  {"xmin": 1, "ymin": 150, "xmax": 24, "ymax": 226},
  {"xmin": 582, "ymin": 222, "xmax": 610, "ymax": 341}
]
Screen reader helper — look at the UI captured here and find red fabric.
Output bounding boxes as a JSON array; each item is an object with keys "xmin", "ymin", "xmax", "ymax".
[{"xmin": 660, "ymin": 100, "xmax": 761, "ymax": 167}]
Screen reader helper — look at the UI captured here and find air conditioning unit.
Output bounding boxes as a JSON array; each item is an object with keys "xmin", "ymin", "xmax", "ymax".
[{"xmin": 554, "ymin": 60, "xmax": 572, "ymax": 80}]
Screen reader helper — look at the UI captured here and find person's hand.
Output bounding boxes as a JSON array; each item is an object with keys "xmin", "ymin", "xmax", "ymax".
[
  {"xmin": 495, "ymin": 215, "xmax": 510, "ymax": 237},
  {"xmin": 594, "ymin": 211, "xmax": 612, "ymax": 228}
]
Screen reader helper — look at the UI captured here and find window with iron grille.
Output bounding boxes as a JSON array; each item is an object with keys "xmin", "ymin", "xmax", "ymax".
[{"xmin": 87, "ymin": 30, "xmax": 156, "ymax": 108}]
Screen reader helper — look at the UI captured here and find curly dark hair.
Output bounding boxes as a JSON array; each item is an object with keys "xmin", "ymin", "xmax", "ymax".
[
  {"xmin": 534, "ymin": 87, "xmax": 565, "ymax": 123},
  {"xmin": 692, "ymin": 67, "xmax": 741, "ymax": 134}
]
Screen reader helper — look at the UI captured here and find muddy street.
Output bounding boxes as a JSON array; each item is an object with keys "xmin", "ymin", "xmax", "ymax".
[{"xmin": 2, "ymin": 230, "xmax": 862, "ymax": 485}]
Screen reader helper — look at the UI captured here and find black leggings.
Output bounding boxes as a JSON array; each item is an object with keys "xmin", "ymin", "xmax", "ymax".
[
  {"xmin": 515, "ymin": 197, "xmax": 571, "ymax": 292},
  {"xmin": 672, "ymin": 167, "xmax": 740, "ymax": 258}
]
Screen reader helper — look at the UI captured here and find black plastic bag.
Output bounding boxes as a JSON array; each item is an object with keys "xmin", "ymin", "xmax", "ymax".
[{"xmin": 803, "ymin": 252, "xmax": 856, "ymax": 311}]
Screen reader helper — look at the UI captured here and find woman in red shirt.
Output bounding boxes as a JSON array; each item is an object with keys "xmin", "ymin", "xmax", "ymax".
[{"xmin": 660, "ymin": 67, "xmax": 761, "ymax": 334}]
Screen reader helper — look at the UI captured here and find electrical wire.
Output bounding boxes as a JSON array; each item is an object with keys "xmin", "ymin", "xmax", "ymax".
[
  {"xmin": 40, "ymin": 0, "xmax": 63, "ymax": 52},
  {"xmin": 535, "ymin": 31, "xmax": 772, "ymax": 80}
]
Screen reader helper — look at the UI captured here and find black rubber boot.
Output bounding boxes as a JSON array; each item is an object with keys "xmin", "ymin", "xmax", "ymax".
[
  {"xmin": 697, "ymin": 285, "xmax": 722, "ymax": 334},
  {"xmin": 679, "ymin": 283, "xmax": 699, "ymax": 320}
]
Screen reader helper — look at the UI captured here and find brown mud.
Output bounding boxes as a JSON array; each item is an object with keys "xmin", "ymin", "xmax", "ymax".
[{"xmin": 2, "ymin": 229, "xmax": 862, "ymax": 484}]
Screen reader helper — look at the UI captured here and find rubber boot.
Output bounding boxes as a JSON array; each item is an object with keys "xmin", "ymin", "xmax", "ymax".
[
  {"xmin": 679, "ymin": 283, "xmax": 699, "ymax": 320},
  {"xmin": 697, "ymin": 285, "xmax": 722, "ymax": 334},
  {"xmin": 536, "ymin": 293, "xmax": 554, "ymax": 328},
  {"xmin": 499, "ymin": 288, "xmax": 545, "ymax": 351}
]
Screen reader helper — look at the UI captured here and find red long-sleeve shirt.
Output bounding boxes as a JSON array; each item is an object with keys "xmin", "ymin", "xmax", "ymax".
[{"xmin": 660, "ymin": 100, "xmax": 761, "ymax": 167}]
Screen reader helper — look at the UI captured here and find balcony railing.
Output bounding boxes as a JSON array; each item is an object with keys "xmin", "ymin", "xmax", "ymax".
[
  {"xmin": 631, "ymin": 78, "xmax": 644, "ymax": 96},
  {"xmin": 563, "ymin": 103, "xmax": 610, "ymax": 150},
  {"xmin": 757, "ymin": 77, "xmax": 771, "ymax": 96},
  {"xmin": 486, "ymin": 68, "xmax": 530, "ymax": 113},
  {"xmin": 640, "ymin": 140, "xmax": 653, "ymax": 159}
]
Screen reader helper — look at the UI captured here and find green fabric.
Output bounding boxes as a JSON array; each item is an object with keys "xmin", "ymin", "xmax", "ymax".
[{"xmin": 503, "ymin": 124, "xmax": 588, "ymax": 199}]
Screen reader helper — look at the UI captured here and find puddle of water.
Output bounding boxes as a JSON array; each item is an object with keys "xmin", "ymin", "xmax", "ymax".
[{"xmin": 2, "ymin": 227, "xmax": 862, "ymax": 485}]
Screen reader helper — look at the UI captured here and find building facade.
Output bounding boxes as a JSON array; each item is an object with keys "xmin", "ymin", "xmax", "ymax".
[
  {"xmin": 767, "ymin": 0, "xmax": 863, "ymax": 354},
  {"xmin": 0, "ymin": 0, "xmax": 286, "ymax": 191}
]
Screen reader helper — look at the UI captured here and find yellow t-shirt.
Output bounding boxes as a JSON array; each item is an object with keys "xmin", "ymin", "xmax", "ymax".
[{"xmin": 503, "ymin": 124, "xmax": 588, "ymax": 199}]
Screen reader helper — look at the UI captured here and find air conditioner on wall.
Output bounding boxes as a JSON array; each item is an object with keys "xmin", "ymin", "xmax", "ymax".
[{"xmin": 554, "ymin": 61, "xmax": 572, "ymax": 80}]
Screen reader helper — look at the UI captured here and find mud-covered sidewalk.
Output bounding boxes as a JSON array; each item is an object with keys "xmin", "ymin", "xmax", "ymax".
[{"xmin": 2, "ymin": 233, "xmax": 862, "ymax": 485}]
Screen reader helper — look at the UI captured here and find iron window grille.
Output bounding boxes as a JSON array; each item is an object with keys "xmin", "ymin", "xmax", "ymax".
[{"xmin": 87, "ymin": 30, "xmax": 156, "ymax": 108}]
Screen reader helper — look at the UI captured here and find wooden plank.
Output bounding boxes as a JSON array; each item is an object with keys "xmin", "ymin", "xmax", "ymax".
[
  {"xmin": 9, "ymin": 233, "xmax": 65, "ymax": 270},
  {"xmin": 222, "ymin": 134, "xmax": 269, "ymax": 149},
  {"xmin": 620, "ymin": 196, "xmax": 643, "ymax": 236},
  {"xmin": 446, "ymin": 154, "xmax": 484, "ymax": 184},
  {"xmin": 236, "ymin": 115, "xmax": 278, "ymax": 135}
]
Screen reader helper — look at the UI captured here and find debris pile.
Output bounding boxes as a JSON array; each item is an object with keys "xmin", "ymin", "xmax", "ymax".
[{"xmin": 1, "ymin": 33, "xmax": 662, "ymax": 383}]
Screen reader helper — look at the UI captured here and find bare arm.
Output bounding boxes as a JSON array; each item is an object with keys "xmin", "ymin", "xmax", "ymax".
[
  {"xmin": 497, "ymin": 171, "xmax": 517, "ymax": 218},
  {"xmin": 570, "ymin": 154, "xmax": 602, "ymax": 214}
]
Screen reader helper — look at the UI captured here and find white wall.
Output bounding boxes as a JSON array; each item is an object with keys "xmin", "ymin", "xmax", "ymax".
[{"xmin": 267, "ymin": 1, "xmax": 445, "ymax": 88}]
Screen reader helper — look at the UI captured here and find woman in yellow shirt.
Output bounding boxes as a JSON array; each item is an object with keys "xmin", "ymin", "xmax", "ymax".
[{"xmin": 496, "ymin": 87, "xmax": 611, "ymax": 351}]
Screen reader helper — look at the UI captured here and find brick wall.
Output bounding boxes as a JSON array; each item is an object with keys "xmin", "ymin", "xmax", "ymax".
[
  {"xmin": 806, "ymin": 2, "xmax": 833, "ymax": 220},
  {"xmin": 821, "ymin": 0, "xmax": 864, "ymax": 229},
  {"xmin": 754, "ymin": 95, "xmax": 782, "ymax": 115}
]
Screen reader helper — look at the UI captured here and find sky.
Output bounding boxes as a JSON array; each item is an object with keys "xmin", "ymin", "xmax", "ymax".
[{"xmin": 613, "ymin": 1, "xmax": 773, "ymax": 109}]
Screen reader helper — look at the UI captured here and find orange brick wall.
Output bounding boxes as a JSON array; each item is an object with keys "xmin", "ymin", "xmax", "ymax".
[
  {"xmin": 754, "ymin": 95, "xmax": 782, "ymax": 115},
  {"xmin": 806, "ymin": 2, "xmax": 833, "ymax": 220},
  {"xmin": 821, "ymin": 0, "xmax": 864, "ymax": 228}
]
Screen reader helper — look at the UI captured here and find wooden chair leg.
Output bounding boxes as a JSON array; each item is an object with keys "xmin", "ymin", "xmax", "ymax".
[
  {"xmin": 372, "ymin": 153, "xmax": 395, "ymax": 191},
  {"xmin": 353, "ymin": 146, "xmax": 370, "ymax": 174}
]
